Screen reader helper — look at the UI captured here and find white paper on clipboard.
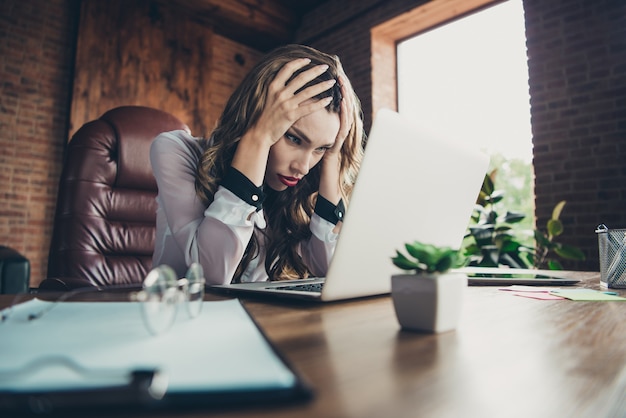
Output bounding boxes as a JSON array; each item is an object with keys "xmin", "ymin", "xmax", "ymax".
[{"xmin": 0, "ymin": 299, "xmax": 297, "ymax": 394}]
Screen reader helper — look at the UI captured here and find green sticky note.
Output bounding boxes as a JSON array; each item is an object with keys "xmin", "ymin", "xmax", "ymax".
[{"xmin": 549, "ymin": 289, "xmax": 626, "ymax": 301}]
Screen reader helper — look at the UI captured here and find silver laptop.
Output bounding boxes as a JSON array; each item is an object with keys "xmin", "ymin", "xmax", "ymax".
[{"xmin": 210, "ymin": 109, "xmax": 490, "ymax": 301}]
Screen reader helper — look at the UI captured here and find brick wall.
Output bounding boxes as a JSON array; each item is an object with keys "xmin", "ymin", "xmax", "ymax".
[
  {"xmin": 525, "ymin": 0, "xmax": 626, "ymax": 270},
  {"xmin": 0, "ymin": 0, "xmax": 78, "ymax": 287}
]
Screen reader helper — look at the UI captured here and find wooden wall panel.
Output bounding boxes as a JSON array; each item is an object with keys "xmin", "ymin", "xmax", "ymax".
[
  {"xmin": 204, "ymin": 36, "xmax": 263, "ymax": 135},
  {"xmin": 171, "ymin": 0, "xmax": 297, "ymax": 50},
  {"xmin": 70, "ymin": 0, "xmax": 262, "ymax": 139}
]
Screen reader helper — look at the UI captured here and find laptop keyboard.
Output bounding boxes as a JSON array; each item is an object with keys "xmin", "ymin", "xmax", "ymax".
[{"xmin": 272, "ymin": 282, "xmax": 324, "ymax": 293}]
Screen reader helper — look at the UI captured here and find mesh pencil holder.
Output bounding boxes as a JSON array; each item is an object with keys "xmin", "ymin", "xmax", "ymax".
[{"xmin": 596, "ymin": 224, "xmax": 626, "ymax": 288}]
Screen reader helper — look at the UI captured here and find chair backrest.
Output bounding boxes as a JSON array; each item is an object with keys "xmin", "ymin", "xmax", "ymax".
[{"xmin": 45, "ymin": 106, "xmax": 190, "ymax": 288}]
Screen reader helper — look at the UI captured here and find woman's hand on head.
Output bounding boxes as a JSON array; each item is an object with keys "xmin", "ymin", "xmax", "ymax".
[
  {"xmin": 232, "ymin": 58, "xmax": 337, "ymax": 186},
  {"xmin": 324, "ymin": 73, "xmax": 354, "ymax": 163},
  {"xmin": 250, "ymin": 58, "xmax": 336, "ymax": 146},
  {"xmin": 318, "ymin": 69, "xmax": 356, "ymax": 207}
]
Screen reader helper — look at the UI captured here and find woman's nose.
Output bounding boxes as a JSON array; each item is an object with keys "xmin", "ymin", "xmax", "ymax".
[{"xmin": 292, "ymin": 152, "xmax": 313, "ymax": 176}]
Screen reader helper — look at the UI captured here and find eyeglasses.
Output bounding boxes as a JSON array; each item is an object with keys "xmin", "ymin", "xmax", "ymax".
[
  {"xmin": 133, "ymin": 263, "xmax": 205, "ymax": 335},
  {"xmin": 0, "ymin": 263, "xmax": 205, "ymax": 336}
]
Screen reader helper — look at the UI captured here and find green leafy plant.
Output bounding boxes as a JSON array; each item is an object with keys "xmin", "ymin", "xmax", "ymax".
[
  {"xmin": 533, "ymin": 201, "xmax": 586, "ymax": 269},
  {"xmin": 463, "ymin": 170, "xmax": 585, "ymax": 270},
  {"xmin": 392, "ymin": 241, "xmax": 463, "ymax": 274},
  {"xmin": 464, "ymin": 170, "xmax": 533, "ymax": 268}
]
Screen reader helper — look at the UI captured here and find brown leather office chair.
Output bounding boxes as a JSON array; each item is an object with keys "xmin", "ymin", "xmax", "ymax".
[{"xmin": 40, "ymin": 106, "xmax": 190, "ymax": 290}]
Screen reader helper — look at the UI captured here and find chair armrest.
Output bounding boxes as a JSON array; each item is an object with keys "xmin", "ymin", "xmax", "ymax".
[
  {"xmin": 38, "ymin": 277, "xmax": 98, "ymax": 292},
  {"xmin": 0, "ymin": 246, "xmax": 30, "ymax": 294}
]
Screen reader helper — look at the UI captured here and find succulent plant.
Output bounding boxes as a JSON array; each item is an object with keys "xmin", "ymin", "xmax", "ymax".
[{"xmin": 392, "ymin": 241, "xmax": 462, "ymax": 274}]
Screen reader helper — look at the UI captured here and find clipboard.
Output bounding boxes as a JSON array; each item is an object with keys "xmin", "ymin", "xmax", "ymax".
[{"xmin": 0, "ymin": 299, "xmax": 312, "ymax": 415}]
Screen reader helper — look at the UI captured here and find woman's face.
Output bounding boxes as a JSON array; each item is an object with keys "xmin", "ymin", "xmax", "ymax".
[{"xmin": 265, "ymin": 106, "xmax": 340, "ymax": 191}]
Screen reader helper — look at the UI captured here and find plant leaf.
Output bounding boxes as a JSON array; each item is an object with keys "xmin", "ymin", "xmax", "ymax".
[
  {"xmin": 547, "ymin": 259, "xmax": 563, "ymax": 270},
  {"xmin": 502, "ymin": 211, "xmax": 526, "ymax": 224},
  {"xmin": 552, "ymin": 200, "xmax": 566, "ymax": 221},
  {"xmin": 547, "ymin": 219, "xmax": 564, "ymax": 237},
  {"xmin": 463, "ymin": 243, "xmax": 480, "ymax": 256},
  {"xmin": 554, "ymin": 244, "xmax": 586, "ymax": 260},
  {"xmin": 391, "ymin": 251, "xmax": 420, "ymax": 271},
  {"xmin": 482, "ymin": 173, "xmax": 494, "ymax": 196},
  {"xmin": 521, "ymin": 251, "xmax": 535, "ymax": 267},
  {"xmin": 501, "ymin": 240, "xmax": 521, "ymax": 253},
  {"xmin": 482, "ymin": 246, "xmax": 500, "ymax": 266},
  {"xmin": 404, "ymin": 241, "xmax": 435, "ymax": 266},
  {"xmin": 489, "ymin": 191, "xmax": 505, "ymax": 204},
  {"xmin": 434, "ymin": 248, "xmax": 459, "ymax": 272},
  {"xmin": 500, "ymin": 253, "xmax": 529, "ymax": 269},
  {"xmin": 476, "ymin": 191, "xmax": 489, "ymax": 207},
  {"xmin": 435, "ymin": 256, "xmax": 453, "ymax": 272},
  {"xmin": 534, "ymin": 230, "xmax": 552, "ymax": 247}
]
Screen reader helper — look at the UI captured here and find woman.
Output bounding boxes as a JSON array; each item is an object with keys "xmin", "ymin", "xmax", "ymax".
[{"xmin": 150, "ymin": 44, "xmax": 364, "ymax": 285}]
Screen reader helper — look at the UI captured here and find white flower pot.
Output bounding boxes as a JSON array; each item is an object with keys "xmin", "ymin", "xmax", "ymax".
[{"xmin": 391, "ymin": 272, "xmax": 467, "ymax": 333}]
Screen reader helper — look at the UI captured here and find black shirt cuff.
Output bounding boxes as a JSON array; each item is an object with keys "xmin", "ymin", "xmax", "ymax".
[
  {"xmin": 315, "ymin": 195, "xmax": 345, "ymax": 225},
  {"xmin": 220, "ymin": 167, "xmax": 265, "ymax": 211}
]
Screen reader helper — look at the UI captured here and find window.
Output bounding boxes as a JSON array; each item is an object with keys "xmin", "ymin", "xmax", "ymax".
[
  {"xmin": 372, "ymin": 0, "xmax": 534, "ymax": 240},
  {"xmin": 397, "ymin": 0, "xmax": 532, "ymax": 163}
]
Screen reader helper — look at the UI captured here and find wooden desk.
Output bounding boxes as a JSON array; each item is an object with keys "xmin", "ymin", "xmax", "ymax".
[{"xmin": 3, "ymin": 272, "xmax": 625, "ymax": 417}]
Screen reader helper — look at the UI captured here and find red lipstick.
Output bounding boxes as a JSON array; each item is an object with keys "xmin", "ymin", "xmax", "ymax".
[{"xmin": 278, "ymin": 175, "xmax": 300, "ymax": 187}]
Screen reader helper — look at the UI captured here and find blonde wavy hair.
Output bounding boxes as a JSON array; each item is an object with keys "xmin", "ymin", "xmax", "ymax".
[{"xmin": 195, "ymin": 44, "xmax": 364, "ymax": 282}]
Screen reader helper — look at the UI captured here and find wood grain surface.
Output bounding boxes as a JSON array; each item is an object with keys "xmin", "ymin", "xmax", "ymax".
[{"xmin": 3, "ymin": 272, "xmax": 624, "ymax": 417}]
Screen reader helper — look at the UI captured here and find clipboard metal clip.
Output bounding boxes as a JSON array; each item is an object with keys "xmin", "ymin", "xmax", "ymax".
[{"xmin": 0, "ymin": 356, "xmax": 168, "ymax": 414}]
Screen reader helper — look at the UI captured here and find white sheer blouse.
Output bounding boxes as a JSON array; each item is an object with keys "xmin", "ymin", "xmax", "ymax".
[{"xmin": 150, "ymin": 130, "xmax": 339, "ymax": 285}]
